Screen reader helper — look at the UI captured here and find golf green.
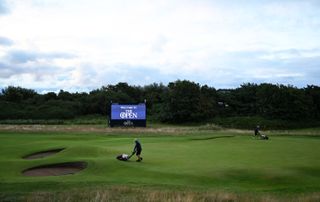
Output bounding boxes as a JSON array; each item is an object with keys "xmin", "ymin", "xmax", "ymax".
[{"xmin": 0, "ymin": 131, "xmax": 320, "ymax": 195}]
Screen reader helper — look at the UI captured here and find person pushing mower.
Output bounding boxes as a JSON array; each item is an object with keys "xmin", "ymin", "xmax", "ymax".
[
  {"xmin": 116, "ymin": 138, "xmax": 143, "ymax": 161},
  {"xmin": 132, "ymin": 138, "xmax": 143, "ymax": 162},
  {"xmin": 254, "ymin": 125, "xmax": 269, "ymax": 140}
]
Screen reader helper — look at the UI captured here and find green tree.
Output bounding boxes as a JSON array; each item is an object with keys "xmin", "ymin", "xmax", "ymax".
[
  {"xmin": 256, "ymin": 84, "xmax": 313, "ymax": 120},
  {"xmin": 161, "ymin": 80, "xmax": 201, "ymax": 123},
  {"xmin": 142, "ymin": 83, "xmax": 167, "ymax": 119},
  {"xmin": 197, "ymin": 85, "xmax": 218, "ymax": 120},
  {"xmin": 233, "ymin": 83, "xmax": 258, "ymax": 115},
  {"xmin": 1, "ymin": 86, "xmax": 37, "ymax": 102},
  {"xmin": 305, "ymin": 85, "xmax": 320, "ymax": 119}
]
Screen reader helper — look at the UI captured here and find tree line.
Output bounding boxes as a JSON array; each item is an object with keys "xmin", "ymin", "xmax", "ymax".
[{"xmin": 0, "ymin": 80, "xmax": 320, "ymax": 124}]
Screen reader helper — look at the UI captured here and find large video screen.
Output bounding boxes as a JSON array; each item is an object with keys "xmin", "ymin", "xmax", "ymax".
[{"xmin": 111, "ymin": 104, "xmax": 146, "ymax": 120}]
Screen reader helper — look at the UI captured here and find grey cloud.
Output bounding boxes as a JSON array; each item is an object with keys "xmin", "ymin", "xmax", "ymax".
[
  {"xmin": 0, "ymin": 62, "xmax": 13, "ymax": 78},
  {"xmin": 76, "ymin": 63, "xmax": 178, "ymax": 88},
  {"xmin": 5, "ymin": 50, "xmax": 76, "ymax": 64},
  {"xmin": 0, "ymin": 36, "xmax": 13, "ymax": 46},
  {"xmin": 185, "ymin": 48, "xmax": 320, "ymax": 88},
  {"xmin": 223, "ymin": 49, "xmax": 320, "ymax": 87},
  {"xmin": 6, "ymin": 51, "xmax": 37, "ymax": 63},
  {"xmin": 0, "ymin": 62, "xmax": 70, "ymax": 80},
  {"xmin": 284, "ymin": 56, "xmax": 320, "ymax": 85},
  {"xmin": 1, "ymin": 47, "xmax": 319, "ymax": 92},
  {"xmin": 80, "ymin": 50, "xmax": 320, "ymax": 90},
  {"xmin": 0, "ymin": 48, "xmax": 77, "ymax": 91},
  {"xmin": 0, "ymin": 49, "xmax": 76, "ymax": 81},
  {"xmin": 109, "ymin": 64, "xmax": 179, "ymax": 84}
]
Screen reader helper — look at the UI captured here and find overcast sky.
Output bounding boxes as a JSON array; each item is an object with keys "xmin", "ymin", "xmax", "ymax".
[{"xmin": 0, "ymin": 0, "xmax": 320, "ymax": 92}]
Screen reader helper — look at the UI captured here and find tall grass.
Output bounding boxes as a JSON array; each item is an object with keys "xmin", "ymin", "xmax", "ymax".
[
  {"xmin": 1, "ymin": 115, "xmax": 320, "ymax": 131},
  {"xmin": 0, "ymin": 115, "xmax": 107, "ymax": 125},
  {"xmin": 10, "ymin": 187, "xmax": 319, "ymax": 202}
]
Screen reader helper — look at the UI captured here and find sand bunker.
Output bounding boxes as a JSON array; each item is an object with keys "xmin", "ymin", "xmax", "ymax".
[
  {"xmin": 23, "ymin": 148, "xmax": 65, "ymax": 159},
  {"xmin": 22, "ymin": 161, "xmax": 87, "ymax": 176}
]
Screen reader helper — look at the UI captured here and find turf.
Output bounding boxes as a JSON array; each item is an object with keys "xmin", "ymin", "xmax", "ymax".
[{"xmin": 0, "ymin": 129, "xmax": 320, "ymax": 198}]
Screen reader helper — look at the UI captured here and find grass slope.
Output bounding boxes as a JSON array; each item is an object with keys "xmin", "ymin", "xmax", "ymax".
[{"xmin": 0, "ymin": 129, "xmax": 320, "ymax": 200}]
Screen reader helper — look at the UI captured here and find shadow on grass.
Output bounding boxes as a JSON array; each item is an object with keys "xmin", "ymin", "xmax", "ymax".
[
  {"xmin": 291, "ymin": 167, "xmax": 320, "ymax": 178},
  {"xmin": 189, "ymin": 135, "xmax": 235, "ymax": 141}
]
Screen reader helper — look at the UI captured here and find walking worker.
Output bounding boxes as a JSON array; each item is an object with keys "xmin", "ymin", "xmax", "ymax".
[
  {"xmin": 132, "ymin": 138, "xmax": 143, "ymax": 162},
  {"xmin": 254, "ymin": 125, "xmax": 269, "ymax": 140},
  {"xmin": 254, "ymin": 125, "xmax": 260, "ymax": 137}
]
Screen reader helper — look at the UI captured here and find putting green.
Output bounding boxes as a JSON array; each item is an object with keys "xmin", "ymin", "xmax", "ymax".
[{"xmin": 0, "ymin": 131, "xmax": 320, "ymax": 195}]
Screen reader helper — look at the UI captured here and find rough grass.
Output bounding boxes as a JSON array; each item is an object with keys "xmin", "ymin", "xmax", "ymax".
[{"xmin": 3, "ymin": 187, "xmax": 320, "ymax": 202}]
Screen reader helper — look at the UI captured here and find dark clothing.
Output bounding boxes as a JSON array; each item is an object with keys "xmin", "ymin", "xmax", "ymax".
[
  {"xmin": 134, "ymin": 141, "xmax": 142, "ymax": 155},
  {"xmin": 254, "ymin": 127, "xmax": 260, "ymax": 136}
]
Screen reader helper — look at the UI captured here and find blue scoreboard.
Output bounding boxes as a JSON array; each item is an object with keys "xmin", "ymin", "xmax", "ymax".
[{"xmin": 109, "ymin": 103, "xmax": 146, "ymax": 127}]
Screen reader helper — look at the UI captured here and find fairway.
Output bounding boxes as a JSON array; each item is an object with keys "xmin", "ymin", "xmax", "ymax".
[{"xmin": 1, "ymin": 129, "xmax": 320, "ymax": 201}]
